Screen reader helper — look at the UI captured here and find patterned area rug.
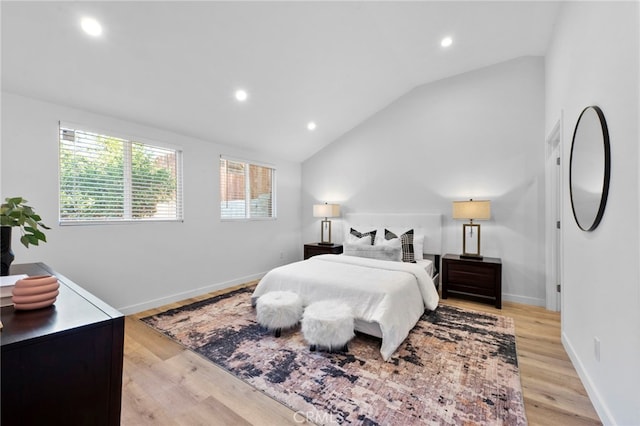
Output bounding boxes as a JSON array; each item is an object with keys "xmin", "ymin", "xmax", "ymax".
[{"xmin": 141, "ymin": 287, "xmax": 527, "ymax": 425}]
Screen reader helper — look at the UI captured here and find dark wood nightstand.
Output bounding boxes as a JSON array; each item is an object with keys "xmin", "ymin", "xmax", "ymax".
[
  {"xmin": 304, "ymin": 243, "xmax": 343, "ymax": 260},
  {"xmin": 441, "ymin": 254, "xmax": 502, "ymax": 308}
]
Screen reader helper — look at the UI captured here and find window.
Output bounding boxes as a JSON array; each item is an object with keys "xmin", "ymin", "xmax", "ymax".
[
  {"xmin": 220, "ymin": 157, "xmax": 275, "ymax": 220},
  {"xmin": 59, "ymin": 123, "xmax": 183, "ymax": 224}
]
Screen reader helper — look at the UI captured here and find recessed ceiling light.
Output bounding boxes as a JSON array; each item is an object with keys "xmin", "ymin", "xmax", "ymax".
[
  {"xmin": 441, "ymin": 36, "xmax": 453, "ymax": 48},
  {"xmin": 307, "ymin": 122, "xmax": 317, "ymax": 131},
  {"xmin": 235, "ymin": 89, "xmax": 248, "ymax": 102},
  {"xmin": 81, "ymin": 17, "xmax": 102, "ymax": 37}
]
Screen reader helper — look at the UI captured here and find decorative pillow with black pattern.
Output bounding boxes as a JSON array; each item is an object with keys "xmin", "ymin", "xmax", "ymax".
[
  {"xmin": 385, "ymin": 228, "xmax": 416, "ymax": 263},
  {"xmin": 349, "ymin": 228, "xmax": 377, "ymax": 245}
]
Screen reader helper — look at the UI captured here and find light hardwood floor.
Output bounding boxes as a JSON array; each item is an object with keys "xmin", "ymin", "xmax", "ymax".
[{"xmin": 124, "ymin": 284, "xmax": 602, "ymax": 425}]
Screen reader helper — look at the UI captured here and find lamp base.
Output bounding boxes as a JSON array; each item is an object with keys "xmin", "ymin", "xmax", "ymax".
[
  {"xmin": 319, "ymin": 219, "xmax": 333, "ymax": 246},
  {"xmin": 460, "ymin": 253, "xmax": 484, "ymax": 260},
  {"xmin": 317, "ymin": 242, "xmax": 335, "ymax": 246}
]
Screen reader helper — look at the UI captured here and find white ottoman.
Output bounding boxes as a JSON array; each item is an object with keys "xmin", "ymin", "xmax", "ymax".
[
  {"xmin": 302, "ymin": 300, "xmax": 355, "ymax": 352},
  {"xmin": 256, "ymin": 291, "xmax": 303, "ymax": 337}
]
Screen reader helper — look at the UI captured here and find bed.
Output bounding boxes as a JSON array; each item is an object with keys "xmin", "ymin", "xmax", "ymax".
[{"xmin": 251, "ymin": 213, "xmax": 442, "ymax": 361}]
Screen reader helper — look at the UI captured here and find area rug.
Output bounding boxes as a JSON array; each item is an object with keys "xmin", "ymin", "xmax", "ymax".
[{"xmin": 141, "ymin": 286, "xmax": 527, "ymax": 425}]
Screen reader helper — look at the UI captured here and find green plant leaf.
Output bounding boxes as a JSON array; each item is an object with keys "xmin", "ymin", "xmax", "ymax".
[
  {"xmin": 33, "ymin": 229, "xmax": 46, "ymax": 241},
  {"xmin": 2, "ymin": 196, "xmax": 49, "ymax": 248},
  {"xmin": 8, "ymin": 197, "xmax": 24, "ymax": 204}
]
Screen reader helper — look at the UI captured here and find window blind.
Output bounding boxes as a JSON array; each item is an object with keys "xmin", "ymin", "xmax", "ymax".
[
  {"xmin": 220, "ymin": 157, "xmax": 275, "ymax": 220},
  {"xmin": 59, "ymin": 124, "xmax": 183, "ymax": 224}
]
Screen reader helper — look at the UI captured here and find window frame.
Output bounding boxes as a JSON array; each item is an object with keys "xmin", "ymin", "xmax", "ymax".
[
  {"xmin": 219, "ymin": 155, "xmax": 277, "ymax": 221},
  {"xmin": 58, "ymin": 121, "xmax": 184, "ymax": 225}
]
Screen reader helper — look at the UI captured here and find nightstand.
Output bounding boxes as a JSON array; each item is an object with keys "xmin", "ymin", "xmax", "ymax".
[
  {"xmin": 441, "ymin": 254, "xmax": 502, "ymax": 308},
  {"xmin": 304, "ymin": 243, "xmax": 343, "ymax": 260}
]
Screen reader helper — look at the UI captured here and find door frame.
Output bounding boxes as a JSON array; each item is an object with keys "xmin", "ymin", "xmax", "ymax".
[{"xmin": 545, "ymin": 116, "xmax": 563, "ymax": 311}]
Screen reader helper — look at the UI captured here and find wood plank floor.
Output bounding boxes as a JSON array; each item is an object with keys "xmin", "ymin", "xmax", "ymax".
[{"xmin": 124, "ymin": 284, "xmax": 602, "ymax": 425}]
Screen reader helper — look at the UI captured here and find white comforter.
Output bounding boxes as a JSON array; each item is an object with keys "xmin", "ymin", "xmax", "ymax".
[{"xmin": 251, "ymin": 254, "xmax": 439, "ymax": 360}]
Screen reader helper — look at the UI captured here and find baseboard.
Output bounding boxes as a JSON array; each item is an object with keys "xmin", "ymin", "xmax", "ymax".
[
  {"xmin": 502, "ymin": 293, "xmax": 545, "ymax": 307},
  {"xmin": 561, "ymin": 331, "xmax": 611, "ymax": 425},
  {"xmin": 117, "ymin": 271, "xmax": 266, "ymax": 315}
]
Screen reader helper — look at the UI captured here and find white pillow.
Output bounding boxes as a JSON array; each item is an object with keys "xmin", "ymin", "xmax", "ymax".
[
  {"xmin": 345, "ymin": 233, "xmax": 372, "ymax": 245},
  {"xmin": 377, "ymin": 236, "xmax": 402, "ymax": 249},
  {"xmin": 413, "ymin": 234, "xmax": 425, "ymax": 260},
  {"xmin": 343, "ymin": 242, "xmax": 402, "ymax": 262}
]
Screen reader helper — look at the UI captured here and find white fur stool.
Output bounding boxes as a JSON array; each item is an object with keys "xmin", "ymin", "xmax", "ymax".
[
  {"xmin": 302, "ymin": 300, "xmax": 355, "ymax": 352},
  {"xmin": 256, "ymin": 291, "xmax": 303, "ymax": 337}
]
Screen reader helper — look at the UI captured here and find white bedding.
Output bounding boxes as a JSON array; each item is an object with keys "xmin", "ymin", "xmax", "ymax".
[
  {"xmin": 416, "ymin": 258, "xmax": 434, "ymax": 278},
  {"xmin": 251, "ymin": 254, "xmax": 439, "ymax": 360}
]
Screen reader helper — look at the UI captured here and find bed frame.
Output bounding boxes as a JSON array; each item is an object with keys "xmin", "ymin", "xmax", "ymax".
[{"xmin": 342, "ymin": 213, "xmax": 443, "ymax": 338}]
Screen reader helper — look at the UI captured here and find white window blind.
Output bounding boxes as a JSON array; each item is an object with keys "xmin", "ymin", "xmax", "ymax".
[
  {"xmin": 59, "ymin": 124, "xmax": 183, "ymax": 224},
  {"xmin": 220, "ymin": 157, "xmax": 275, "ymax": 220}
]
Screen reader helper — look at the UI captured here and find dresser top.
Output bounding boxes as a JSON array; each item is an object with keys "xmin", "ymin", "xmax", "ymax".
[
  {"xmin": 1, "ymin": 263, "xmax": 123, "ymax": 348},
  {"xmin": 443, "ymin": 253, "xmax": 502, "ymax": 264}
]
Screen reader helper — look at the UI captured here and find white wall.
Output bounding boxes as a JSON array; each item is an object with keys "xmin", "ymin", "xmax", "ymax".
[
  {"xmin": 303, "ymin": 56, "xmax": 546, "ymax": 306},
  {"xmin": 1, "ymin": 92, "xmax": 302, "ymax": 314},
  {"xmin": 546, "ymin": 2, "xmax": 640, "ymax": 424}
]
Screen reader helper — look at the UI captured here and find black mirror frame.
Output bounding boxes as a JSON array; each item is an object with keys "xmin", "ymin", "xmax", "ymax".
[{"xmin": 569, "ymin": 105, "xmax": 611, "ymax": 232}]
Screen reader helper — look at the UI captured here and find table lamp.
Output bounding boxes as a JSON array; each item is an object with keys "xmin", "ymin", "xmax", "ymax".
[
  {"xmin": 313, "ymin": 203, "xmax": 340, "ymax": 245},
  {"xmin": 452, "ymin": 199, "xmax": 491, "ymax": 259}
]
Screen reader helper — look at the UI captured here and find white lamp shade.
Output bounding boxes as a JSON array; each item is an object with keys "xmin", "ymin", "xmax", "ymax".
[
  {"xmin": 452, "ymin": 200, "xmax": 491, "ymax": 220},
  {"xmin": 313, "ymin": 204, "xmax": 340, "ymax": 218}
]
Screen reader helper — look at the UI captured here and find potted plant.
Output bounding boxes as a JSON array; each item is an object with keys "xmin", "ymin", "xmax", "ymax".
[{"xmin": 1, "ymin": 197, "xmax": 50, "ymax": 276}]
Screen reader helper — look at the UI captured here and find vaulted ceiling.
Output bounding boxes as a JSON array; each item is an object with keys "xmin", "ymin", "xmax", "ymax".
[{"xmin": 1, "ymin": 1, "xmax": 560, "ymax": 162}]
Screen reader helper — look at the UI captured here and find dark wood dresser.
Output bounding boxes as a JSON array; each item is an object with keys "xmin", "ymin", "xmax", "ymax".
[
  {"xmin": 303, "ymin": 243, "xmax": 343, "ymax": 260},
  {"xmin": 441, "ymin": 254, "xmax": 502, "ymax": 308},
  {"xmin": 1, "ymin": 263, "xmax": 124, "ymax": 425}
]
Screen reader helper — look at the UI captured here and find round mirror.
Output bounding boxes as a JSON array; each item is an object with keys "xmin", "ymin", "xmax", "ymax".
[{"xmin": 569, "ymin": 106, "xmax": 610, "ymax": 231}]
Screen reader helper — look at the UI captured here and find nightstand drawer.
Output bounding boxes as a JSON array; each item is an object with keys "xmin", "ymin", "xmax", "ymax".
[
  {"xmin": 446, "ymin": 282, "xmax": 496, "ymax": 298},
  {"xmin": 446, "ymin": 263, "xmax": 496, "ymax": 289}
]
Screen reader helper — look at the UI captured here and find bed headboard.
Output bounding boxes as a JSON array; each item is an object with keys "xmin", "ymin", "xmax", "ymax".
[{"xmin": 343, "ymin": 213, "xmax": 442, "ymax": 256}]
